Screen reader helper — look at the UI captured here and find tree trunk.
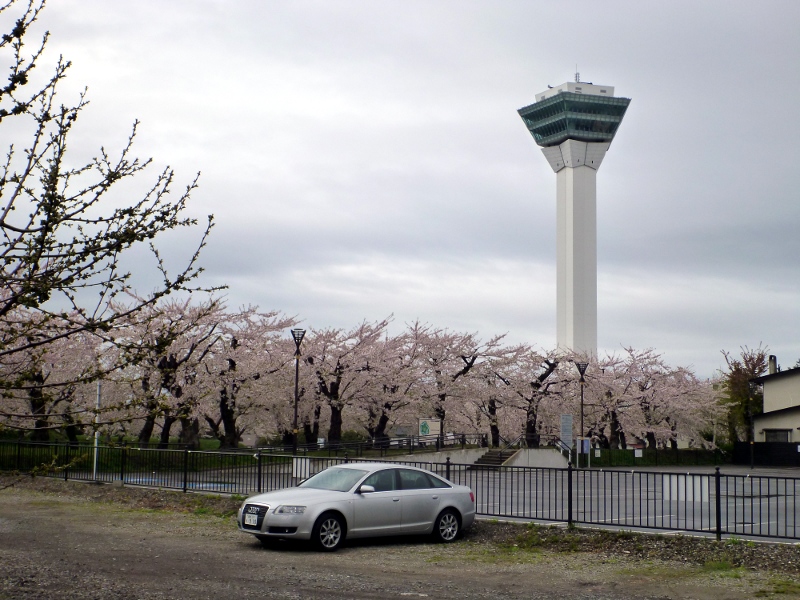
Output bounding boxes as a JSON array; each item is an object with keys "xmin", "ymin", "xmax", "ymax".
[
  {"xmin": 218, "ymin": 388, "xmax": 239, "ymax": 449},
  {"xmin": 488, "ymin": 398, "xmax": 500, "ymax": 447},
  {"xmin": 28, "ymin": 371, "xmax": 49, "ymax": 442},
  {"xmin": 178, "ymin": 417, "xmax": 200, "ymax": 450},
  {"xmin": 373, "ymin": 411, "xmax": 390, "ymax": 438},
  {"xmin": 302, "ymin": 404, "xmax": 321, "ymax": 448},
  {"xmin": 609, "ymin": 411, "xmax": 627, "ymax": 450},
  {"xmin": 137, "ymin": 410, "xmax": 157, "ymax": 448},
  {"xmin": 645, "ymin": 432, "xmax": 657, "ymax": 449},
  {"xmin": 434, "ymin": 399, "xmax": 446, "ymax": 447},
  {"xmin": 158, "ymin": 414, "xmax": 177, "ymax": 449},
  {"xmin": 328, "ymin": 404, "xmax": 343, "ymax": 446},
  {"xmin": 371, "ymin": 410, "xmax": 391, "ymax": 449},
  {"xmin": 137, "ymin": 376, "xmax": 156, "ymax": 447},
  {"xmin": 203, "ymin": 414, "xmax": 224, "ymax": 446},
  {"xmin": 63, "ymin": 411, "xmax": 80, "ymax": 446},
  {"xmin": 525, "ymin": 405, "xmax": 540, "ymax": 447}
]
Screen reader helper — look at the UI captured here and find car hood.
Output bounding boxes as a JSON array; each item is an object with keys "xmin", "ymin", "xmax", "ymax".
[{"xmin": 244, "ymin": 487, "xmax": 349, "ymax": 506}]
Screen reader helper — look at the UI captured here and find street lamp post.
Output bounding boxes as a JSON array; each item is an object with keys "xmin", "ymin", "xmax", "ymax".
[
  {"xmin": 574, "ymin": 361, "xmax": 589, "ymax": 467},
  {"xmin": 291, "ymin": 328, "xmax": 306, "ymax": 456}
]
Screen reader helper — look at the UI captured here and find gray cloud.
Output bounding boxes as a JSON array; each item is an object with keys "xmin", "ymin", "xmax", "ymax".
[{"xmin": 28, "ymin": 0, "xmax": 800, "ymax": 378}]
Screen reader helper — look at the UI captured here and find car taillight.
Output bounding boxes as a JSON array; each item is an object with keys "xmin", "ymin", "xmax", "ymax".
[{"xmin": 470, "ymin": 491, "xmax": 475, "ymax": 503}]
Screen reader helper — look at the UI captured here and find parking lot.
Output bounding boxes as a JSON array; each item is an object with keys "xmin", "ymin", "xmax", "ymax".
[{"xmin": 114, "ymin": 455, "xmax": 800, "ymax": 543}]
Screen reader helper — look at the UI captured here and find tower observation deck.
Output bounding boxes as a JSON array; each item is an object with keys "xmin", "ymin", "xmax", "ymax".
[
  {"xmin": 518, "ymin": 81, "xmax": 630, "ymax": 148},
  {"xmin": 518, "ymin": 81, "xmax": 630, "ymax": 356}
]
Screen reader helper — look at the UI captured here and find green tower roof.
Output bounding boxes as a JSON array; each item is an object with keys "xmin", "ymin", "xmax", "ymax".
[{"xmin": 518, "ymin": 91, "xmax": 631, "ymax": 148}]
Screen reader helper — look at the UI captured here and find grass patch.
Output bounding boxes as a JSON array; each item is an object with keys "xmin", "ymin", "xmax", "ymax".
[
  {"xmin": 702, "ymin": 560, "xmax": 745, "ymax": 579},
  {"xmin": 703, "ymin": 560, "xmax": 736, "ymax": 572},
  {"xmin": 755, "ymin": 578, "xmax": 800, "ymax": 597}
]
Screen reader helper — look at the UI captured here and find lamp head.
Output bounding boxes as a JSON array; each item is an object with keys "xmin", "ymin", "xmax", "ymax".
[{"xmin": 291, "ymin": 328, "xmax": 306, "ymax": 347}]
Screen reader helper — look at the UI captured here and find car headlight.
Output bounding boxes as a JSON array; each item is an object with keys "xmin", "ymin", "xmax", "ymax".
[{"xmin": 275, "ymin": 505, "xmax": 306, "ymax": 514}]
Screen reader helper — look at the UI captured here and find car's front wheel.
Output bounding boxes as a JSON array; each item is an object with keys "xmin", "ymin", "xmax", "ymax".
[
  {"xmin": 311, "ymin": 512, "xmax": 345, "ymax": 552},
  {"xmin": 433, "ymin": 509, "xmax": 460, "ymax": 543}
]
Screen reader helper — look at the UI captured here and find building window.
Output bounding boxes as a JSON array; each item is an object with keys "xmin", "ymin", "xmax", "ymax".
[{"xmin": 765, "ymin": 429, "xmax": 791, "ymax": 443}]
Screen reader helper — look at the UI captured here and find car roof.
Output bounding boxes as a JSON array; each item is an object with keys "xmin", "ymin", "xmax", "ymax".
[{"xmin": 330, "ymin": 462, "xmax": 425, "ymax": 472}]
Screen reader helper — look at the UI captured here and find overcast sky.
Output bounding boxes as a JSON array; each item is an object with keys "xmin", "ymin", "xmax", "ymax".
[{"xmin": 21, "ymin": 0, "xmax": 800, "ymax": 378}]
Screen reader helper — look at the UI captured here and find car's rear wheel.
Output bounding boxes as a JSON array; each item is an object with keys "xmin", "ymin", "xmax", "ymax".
[
  {"xmin": 433, "ymin": 508, "xmax": 460, "ymax": 543},
  {"xmin": 312, "ymin": 512, "xmax": 345, "ymax": 552}
]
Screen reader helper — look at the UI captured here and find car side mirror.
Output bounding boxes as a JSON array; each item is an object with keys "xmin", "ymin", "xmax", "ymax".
[{"xmin": 358, "ymin": 484, "xmax": 375, "ymax": 494}]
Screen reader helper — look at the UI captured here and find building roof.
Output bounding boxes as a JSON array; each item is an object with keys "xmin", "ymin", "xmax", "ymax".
[
  {"xmin": 751, "ymin": 366, "xmax": 800, "ymax": 384},
  {"xmin": 754, "ymin": 403, "xmax": 800, "ymax": 419}
]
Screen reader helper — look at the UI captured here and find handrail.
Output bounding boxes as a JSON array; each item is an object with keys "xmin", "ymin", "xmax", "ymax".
[{"xmin": 498, "ymin": 434, "xmax": 523, "ymax": 452}]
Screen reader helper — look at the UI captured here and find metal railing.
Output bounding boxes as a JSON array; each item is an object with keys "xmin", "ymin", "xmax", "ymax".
[
  {"xmin": 269, "ymin": 432, "xmax": 486, "ymax": 457},
  {"xmin": 1, "ymin": 440, "xmax": 797, "ymax": 541}
]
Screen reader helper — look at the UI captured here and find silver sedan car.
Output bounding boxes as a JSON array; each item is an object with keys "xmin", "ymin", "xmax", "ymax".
[{"xmin": 237, "ymin": 462, "xmax": 476, "ymax": 551}]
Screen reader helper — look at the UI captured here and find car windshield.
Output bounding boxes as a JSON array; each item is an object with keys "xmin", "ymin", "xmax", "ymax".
[{"xmin": 299, "ymin": 467, "xmax": 369, "ymax": 492}]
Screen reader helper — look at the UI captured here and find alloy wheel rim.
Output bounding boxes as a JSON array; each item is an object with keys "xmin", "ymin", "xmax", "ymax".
[
  {"xmin": 440, "ymin": 514, "xmax": 458, "ymax": 540},
  {"xmin": 320, "ymin": 519, "xmax": 341, "ymax": 547}
]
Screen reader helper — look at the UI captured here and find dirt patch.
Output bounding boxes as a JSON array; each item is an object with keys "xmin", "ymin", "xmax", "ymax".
[{"xmin": 1, "ymin": 475, "xmax": 799, "ymax": 599}]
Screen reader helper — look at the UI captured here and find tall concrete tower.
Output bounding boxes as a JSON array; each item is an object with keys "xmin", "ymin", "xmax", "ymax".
[{"xmin": 518, "ymin": 78, "xmax": 630, "ymax": 356}]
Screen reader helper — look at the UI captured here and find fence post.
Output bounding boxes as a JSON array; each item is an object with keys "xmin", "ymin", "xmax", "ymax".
[
  {"xmin": 446, "ymin": 457, "xmax": 451, "ymax": 481},
  {"xmin": 567, "ymin": 462, "xmax": 573, "ymax": 527},
  {"xmin": 16, "ymin": 442, "xmax": 21, "ymax": 471},
  {"xmin": 344, "ymin": 453, "xmax": 349, "ymax": 464},
  {"xmin": 63, "ymin": 445, "xmax": 69, "ymax": 481},
  {"xmin": 183, "ymin": 449, "xmax": 189, "ymax": 493},
  {"xmin": 120, "ymin": 447, "xmax": 126, "ymax": 484},
  {"xmin": 257, "ymin": 452, "xmax": 263, "ymax": 494},
  {"xmin": 714, "ymin": 467, "xmax": 722, "ymax": 541}
]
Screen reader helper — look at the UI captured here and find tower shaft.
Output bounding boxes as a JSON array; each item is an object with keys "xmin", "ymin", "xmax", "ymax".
[{"xmin": 556, "ymin": 158, "xmax": 598, "ymax": 354}]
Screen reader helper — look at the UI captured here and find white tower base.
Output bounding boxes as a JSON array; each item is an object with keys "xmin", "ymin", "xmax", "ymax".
[{"xmin": 542, "ymin": 140, "xmax": 609, "ymax": 356}]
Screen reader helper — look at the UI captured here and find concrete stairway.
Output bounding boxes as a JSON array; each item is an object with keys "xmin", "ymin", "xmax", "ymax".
[{"xmin": 468, "ymin": 449, "xmax": 517, "ymax": 470}]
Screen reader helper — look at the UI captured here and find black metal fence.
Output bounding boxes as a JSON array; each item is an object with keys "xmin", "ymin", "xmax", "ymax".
[
  {"xmin": 733, "ymin": 442, "xmax": 800, "ymax": 467},
  {"xmin": 275, "ymin": 432, "xmax": 486, "ymax": 458},
  {"xmin": 585, "ymin": 447, "xmax": 726, "ymax": 468},
  {"xmin": 2, "ymin": 441, "xmax": 798, "ymax": 541}
]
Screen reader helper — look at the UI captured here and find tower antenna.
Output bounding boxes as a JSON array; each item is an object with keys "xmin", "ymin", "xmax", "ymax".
[{"xmin": 575, "ymin": 66, "xmax": 579, "ymax": 83}]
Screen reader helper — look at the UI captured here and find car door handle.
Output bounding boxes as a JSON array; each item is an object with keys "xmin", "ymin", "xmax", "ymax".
[
  {"xmin": 392, "ymin": 497, "xmax": 400, "ymax": 502},
  {"xmin": 432, "ymin": 495, "xmax": 439, "ymax": 500}
]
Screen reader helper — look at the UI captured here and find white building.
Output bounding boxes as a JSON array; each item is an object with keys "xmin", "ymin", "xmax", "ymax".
[{"xmin": 753, "ymin": 355, "xmax": 800, "ymax": 442}]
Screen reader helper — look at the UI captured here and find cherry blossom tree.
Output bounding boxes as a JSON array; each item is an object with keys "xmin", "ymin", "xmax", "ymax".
[
  {"xmin": 492, "ymin": 347, "xmax": 562, "ymax": 447},
  {"xmin": 0, "ymin": 0, "xmax": 218, "ymax": 414},
  {"xmin": 304, "ymin": 319, "xmax": 390, "ymax": 445},
  {"xmin": 405, "ymin": 321, "xmax": 505, "ymax": 441},
  {"xmin": 560, "ymin": 349, "xmax": 719, "ymax": 450},
  {"xmin": 199, "ymin": 307, "xmax": 296, "ymax": 448},
  {"xmin": 349, "ymin": 330, "xmax": 419, "ymax": 444},
  {"xmin": 0, "ymin": 320, "xmax": 105, "ymax": 441},
  {"xmin": 107, "ymin": 296, "xmax": 224, "ymax": 448}
]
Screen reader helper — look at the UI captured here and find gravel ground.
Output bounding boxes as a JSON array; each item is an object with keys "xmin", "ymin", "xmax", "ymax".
[{"xmin": 1, "ymin": 474, "xmax": 799, "ymax": 599}]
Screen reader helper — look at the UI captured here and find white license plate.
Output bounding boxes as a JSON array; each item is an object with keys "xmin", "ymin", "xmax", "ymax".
[{"xmin": 244, "ymin": 513, "xmax": 259, "ymax": 526}]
